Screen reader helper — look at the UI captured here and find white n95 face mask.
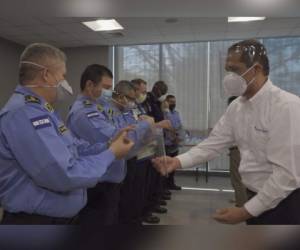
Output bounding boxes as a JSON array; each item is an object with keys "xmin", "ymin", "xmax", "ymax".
[
  {"xmin": 56, "ymin": 80, "xmax": 73, "ymax": 101},
  {"xmin": 136, "ymin": 93, "xmax": 147, "ymax": 104},
  {"xmin": 158, "ymin": 94, "xmax": 167, "ymax": 102},
  {"xmin": 20, "ymin": 61, "xmax": 73, "ymax": 101},
  {"xmin": 223, "ymin": 63, "xmax": 257, "ymax": 97}
]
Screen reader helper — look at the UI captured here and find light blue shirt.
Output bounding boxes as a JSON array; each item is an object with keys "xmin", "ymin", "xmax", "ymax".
[
  {"xmin": 164, "ymin": 110, "xmax": 183, "ymax": 146},
  {"xmin": 0, "ymin": 86, "xmax": 116, "ymax": 218},
  {"xmin": 68, "ymin": 96, "xmax": 151, "ymax": 182}
]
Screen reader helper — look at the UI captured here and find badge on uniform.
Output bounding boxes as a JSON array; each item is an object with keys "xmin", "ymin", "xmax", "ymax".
[
  {"xmin": 25, "ymin": 95, "xmax": 41, "ymax": 104},
  {"xmin": 31, "ymin": 115, "xmax": 51, "ymax": 129},
  {"xmin": 83, "ymin": 100, "xmax": 92, "ymax": 107},
  {"xmin": 87, "ymin": 111, "xmax": 99, "ymax": 119},
  {"xmin": 108, "ymin": 108, "xmax": 114, "ymax": 120},
  {"xmin": 44, "ymin": 103, "xmax": 54, "ymax": 113},
  {"xmin": 58, "ymin": 124, "xmax": 68, "ymax": 134},
  {"xmin": 97, "ymin": 104, "xmax": 104, "ymax": 112}
]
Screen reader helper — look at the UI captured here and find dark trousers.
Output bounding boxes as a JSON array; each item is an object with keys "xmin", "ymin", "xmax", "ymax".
[
  {"xmin": 79, "ymin": 182, "xmax": 121, "ymax": 226},
  {"xmin": 1, "ymin": 211, "xmax": 76, "ymax": 225},
  {"xmin": 133, "ymin": 159, "xmax": 148, "ymax": 220},
  {"xmin": 119, "ymin": 157, "xmax": 139, "ymax": 224},
  {"xmin": 146, "ymin": 161, "xmax": 164, "ymax": 208},
  {"xmin": 165, "ymin": 148, "xmax": 179, "ymax": 188},
  {"xmin": 246, "ymin": 188, "xmax": 300, "ymax": 225},
  {"xmin": 119, "ymin": 158, "xmax": 150, "ymax": 223}
]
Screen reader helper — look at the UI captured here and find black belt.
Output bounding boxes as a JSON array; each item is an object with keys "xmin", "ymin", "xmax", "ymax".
[{"xmin": 2, "ymin": 211, "xmax": 78, "ymax": 225}]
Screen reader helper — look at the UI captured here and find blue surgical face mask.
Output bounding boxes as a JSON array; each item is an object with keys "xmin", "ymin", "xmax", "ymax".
[{"xmin": 101, "ymin": 88, "xmax": 113, "ymax": 100}]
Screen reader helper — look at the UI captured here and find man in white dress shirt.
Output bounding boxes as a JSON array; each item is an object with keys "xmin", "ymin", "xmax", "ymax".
[{"xmin": 152, "ymin": 39, "xmax": 300, "ymax": 225}]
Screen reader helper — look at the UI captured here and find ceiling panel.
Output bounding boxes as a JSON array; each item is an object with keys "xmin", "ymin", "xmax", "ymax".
[{"xmin": 0, "ymin": 16, "xmax": 300, "ymax": 47}]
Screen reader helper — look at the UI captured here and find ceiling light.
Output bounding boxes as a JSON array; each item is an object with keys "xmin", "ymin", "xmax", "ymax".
[
  {"xmin": 82, "ymin": 19, "xmax": 124, "ymax": 31},
  {"xmin": 228, "ymin": 17, "xmax": 266, "ymax": 23}
]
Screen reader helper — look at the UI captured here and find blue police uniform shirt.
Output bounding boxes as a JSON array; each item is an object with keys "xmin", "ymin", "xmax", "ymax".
[
  {"xmin": 68, "ymin": 95, "xmax": 127, "ymax": 183},
  {"xmin": 164, "ymin": 109, "xmax": 183, "ymax": 146},
  {"xmin": 98, "ymin": 95, "xmax": 111, "ymax": 110},
  {"xmin": 0, "ymin": 85, "xmax": 116, "ymax": 218},
  {"xmin": 105, "ymin": 100, "xmax": 152, "ymax": 157},
  {"xmin": 69, "ymin": 96, "xmax": 151, "ymax": 173}
]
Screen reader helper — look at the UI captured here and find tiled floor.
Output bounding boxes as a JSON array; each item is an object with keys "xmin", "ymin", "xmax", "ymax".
[{"xmin": 156, "ymin": 174, "xmax": 235, "ymax": 225}]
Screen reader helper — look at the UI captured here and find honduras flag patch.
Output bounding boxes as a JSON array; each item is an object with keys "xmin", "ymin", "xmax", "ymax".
[{"xmin": 31, "ymin": 115, "xmax": 52, "ymax": 129}]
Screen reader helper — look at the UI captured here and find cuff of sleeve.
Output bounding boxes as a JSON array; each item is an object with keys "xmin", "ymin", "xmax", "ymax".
[
  {"xmin": 176, "ymin": 153, "xmax": 194, "ymax": 169},
  {"xmin": 244, "ymin": 195, "xmax": 268, "ymax": 217},
  {"xmin": 101, "ymin": 149, "xmax": 116, "ymax": 167},
  {"xmin": 138, "ymin": 120, "xmax": 151, "ymax": 130}
]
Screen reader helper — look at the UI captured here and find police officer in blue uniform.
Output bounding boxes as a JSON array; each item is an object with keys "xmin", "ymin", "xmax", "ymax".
[
  {"xmin": 67, "ymin": 66, "xmax": 154, "ymax": 225},
  {"xmin": 107, "ymin": 80, "xmax": 154, "ymax": 224},
  {"xmin": 0, "ymin": 43, "xmax": 134, "ymax": 225},
  {"xmin": 164, "ymin": 95, "xmax": 183, "ymax": 190}
]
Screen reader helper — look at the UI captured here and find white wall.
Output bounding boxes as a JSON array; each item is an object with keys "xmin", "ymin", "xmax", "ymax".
[{"xmin": 0, "ymin": 37, "xmax": 24, "ymax": 107}]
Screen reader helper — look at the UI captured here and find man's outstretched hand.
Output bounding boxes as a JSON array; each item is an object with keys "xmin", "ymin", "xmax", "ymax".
[{"xmin": 152, "ymin": 156, "xmax": 181, "ymax": 176}]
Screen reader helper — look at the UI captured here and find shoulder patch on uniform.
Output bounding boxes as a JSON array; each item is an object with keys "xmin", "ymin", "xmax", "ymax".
[
  {"xmin": 97, "ymin": 104, "xmax": 104, "ymax": 112},
  {"xmin": 108, "ymin": 108, "xmax": 114, "ymax": 116},
  {"xmin": 58, "ymin": 124, "xmax": 68, "ymax": 134},
  {"xmin": 25, "ymin": 95, "xmax": 41, "ymax": 104},
  {"xmin": 87, "ymin": 111, "xmax": 99, "ymax": 118},
  {"xmin": 83, "ymin": 100, "xmax": 92, "ymax": 107},
  {"xmin": 44, "ymin": 103, "xmax": 54, "ymax": 113},
  {"xmin": 31, "ymin": 115, "xmax": 51, "ymax": 129}
]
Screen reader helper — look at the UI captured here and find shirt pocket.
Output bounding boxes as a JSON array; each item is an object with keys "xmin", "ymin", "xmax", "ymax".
[{"xmin": 252, "ymin": 126, "xmax": 269, "ymax": 158}]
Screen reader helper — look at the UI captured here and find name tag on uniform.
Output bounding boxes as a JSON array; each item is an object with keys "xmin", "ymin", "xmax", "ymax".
[
  {"xmin": 87, "ymin": 111, "xmax": 99, "ymax": 118},
  {"xmin": 31, "ymin": 115, "xmax": 51, "ymax": 129}
]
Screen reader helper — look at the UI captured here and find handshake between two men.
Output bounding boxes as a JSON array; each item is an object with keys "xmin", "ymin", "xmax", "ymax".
[{"xmin": 151, "ymin": 156, "xmax": 253, "ymax": 225}]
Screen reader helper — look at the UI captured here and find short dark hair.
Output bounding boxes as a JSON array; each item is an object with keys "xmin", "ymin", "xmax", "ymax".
[
  {"xmin": 80, "ymin": 64, "xmax": 113, "ymax": 91},
  {"xmin": 113, "ymin": 80, "xmax": 135, "ymax": 98},
  {"xmin": 228, "ymin": 39, "xmax": 269, "ymax": 76},
  {"xmin": 152, "ymin": 80, "xmax": 168, "ymax": 94},
  {"xmin": 131, "ymin": 78, "xmax": 147, "ymax": 86},
  {"xmin": 131, "ymin": 78, "xmax": 147, "ymax": 91},
  {"xmin": 166, "ymin": 95, "xmax": 175, "ymax": 100}
]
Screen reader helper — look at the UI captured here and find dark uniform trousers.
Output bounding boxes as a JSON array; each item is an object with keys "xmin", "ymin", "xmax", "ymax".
[
  {"xmin": 79, "ymin": 182, "xmax": 121, "ymax": 226},
  {"xmin": 119, "ymin": 157, "xmax": 139, "ymax": 224},
  {"xmin": 246, "ymin": 188, "xmax": 300, "ymax": 225},
  {"xmin": 1, "ymin": 211, "xmax": 77, "ymax": 225}
]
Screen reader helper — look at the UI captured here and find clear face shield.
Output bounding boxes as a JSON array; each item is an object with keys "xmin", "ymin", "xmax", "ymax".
[{"xmin": 222, "ymin": 44, "xmax": 267, "ymax": 97}]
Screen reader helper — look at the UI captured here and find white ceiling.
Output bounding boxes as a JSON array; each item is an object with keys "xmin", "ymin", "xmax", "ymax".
[{"xmin": 1, "ymin": 0, "xmax": 300, "ymax": 47}]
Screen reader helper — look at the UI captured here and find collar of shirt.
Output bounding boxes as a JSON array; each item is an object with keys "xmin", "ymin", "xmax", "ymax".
[
  {"xmin": 108, "ymin": 100, "xmax": 122, "ymax": 116},
  {"xmin": 77, "ymin": 94, "xmax": 97, "ymax": 104},
  {"xmin": 245, "ymin": 79, "xmax": 273, "ymax": 107},
  {"xmin": 15, "ymin": 85, "xmax": 47, "ymax": 106}
]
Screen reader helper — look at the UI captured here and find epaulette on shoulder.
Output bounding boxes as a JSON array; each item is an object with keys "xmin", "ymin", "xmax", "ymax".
[
  {"xmin": 44, "ymin": 103, "xmax": 54, "ymax": 113},
  {"xmin": 97, "ymin": 104, "xmax": 104, "ymax": 112},
  {"xmin": 25, "ymin": 95, "xmax": 41, "ymax": 105},
  {"xmin": 83, "ymin": 100, "xmax": 92, "ymax": 107}
]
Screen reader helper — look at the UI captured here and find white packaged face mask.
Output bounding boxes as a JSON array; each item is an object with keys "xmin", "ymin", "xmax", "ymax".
[{"xmin": 223, "ymin": 63, "xmax": 257, "ymax": 97}]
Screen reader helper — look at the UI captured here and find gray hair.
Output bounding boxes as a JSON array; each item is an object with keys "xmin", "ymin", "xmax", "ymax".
[
  {"xmin": 19, "ymin": 43, "xmax": 66, "ymax": 84},
  {"xmin": 114, "ymin": 80, "xmax": 135, "ymax": 96}
]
